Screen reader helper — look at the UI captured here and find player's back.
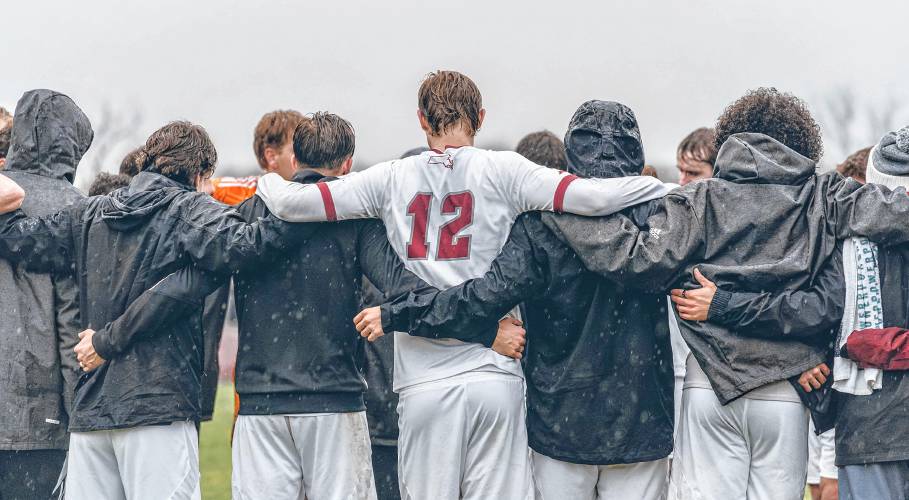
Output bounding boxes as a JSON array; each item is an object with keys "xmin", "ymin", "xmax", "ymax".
[{"xmin": 379, "ymin": 146, "xmax": 538, "ymax": 390}]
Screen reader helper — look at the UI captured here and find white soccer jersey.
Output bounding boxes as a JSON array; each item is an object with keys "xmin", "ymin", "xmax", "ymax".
[{"xmin": 256, "ymin": 146, "xmax": 672, "ymax": 390}]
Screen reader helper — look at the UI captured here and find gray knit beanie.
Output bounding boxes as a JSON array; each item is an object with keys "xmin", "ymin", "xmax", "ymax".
[{"xmin": 866, "ymin": 126, "xmax": 909, "ymax": 190}]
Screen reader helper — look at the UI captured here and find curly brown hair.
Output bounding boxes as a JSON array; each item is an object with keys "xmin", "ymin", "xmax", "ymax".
[
  {"xmin": 515, "ymin": 131, "xmax": 567, "ymax": 170},
  {"xmin": 253, "ymin": 110, "xmax": 307, "ymax": 170},
  {"xmin": 837, "ymin": 146, "xmax": 871, "ymax": 183},
  {"xmin": 137, "ymin": 121, "xmax": 217, "ymax": 187},
  {"xmin": 715, "ymin": 88, "xmax": 823, "ymax": 161}
]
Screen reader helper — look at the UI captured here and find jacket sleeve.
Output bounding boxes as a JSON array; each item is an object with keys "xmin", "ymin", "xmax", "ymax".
[
  {"xmin": 845, "ymin": 327, "xmax": 909, "ymax": 370},
  {"xmin": 92, "ymin": 266, "xmax": 228, "ymax": 360},
  {"xmin": 706, "ymin": 243, "xmax": 845, "ymax": 338},
  {"xmin": 173, "ymin": 195, "xmax": 321, "ymax": 274},
  {"xmin": 541, "ymin": 193, "xmax": 704, "ymax": 292},
  {"xmin": 52, "ymin": 271, "xmax": 81, "ymax": 418},
  {"xmin": 830, "ymin": 177, "xmax": 909, "ymax": 245},
  {"xmin": 356, "ymin": 220, "xmax": 434, "ymax": 305},
  {"xmin": 0, "ymin": 205, "xmax": 79, "ymax": 273},
  {"xmin": 380, "ymin": 216, "xmax": 550, "ymax": 346}
]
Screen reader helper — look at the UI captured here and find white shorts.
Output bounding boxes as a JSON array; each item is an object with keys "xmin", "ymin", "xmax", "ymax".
[
  {"xmin": 806, "ymin": 422, "xmax": 837, "ymax": 484},
  {"xmin": 397, "ymin": 371, "xmax": 533, "ymax": 500},
  {"xmin": 532, "ymin": 450, "xmax": 667, "ymax": 500},
  {"xmin": 669, "ymin": 387, "xmax": 808, "ymax": 500},
  {"xmin": 65, "ymin": 421, "xmax": 200, "ymax": 500},
  {"xmin": 232, "ymin": 412, "xmax": 376, "ymax": 500}
]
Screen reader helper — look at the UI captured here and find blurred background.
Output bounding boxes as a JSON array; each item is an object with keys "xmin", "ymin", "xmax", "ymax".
[{"xmin": 3, "ymin": 0, "xmax": 908, "ymax": 192}]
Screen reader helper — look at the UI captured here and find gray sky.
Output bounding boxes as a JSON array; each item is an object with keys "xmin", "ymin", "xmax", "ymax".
[{"xmin": 3, "ymin": 0, "xmax": 908, "ymax": 188}]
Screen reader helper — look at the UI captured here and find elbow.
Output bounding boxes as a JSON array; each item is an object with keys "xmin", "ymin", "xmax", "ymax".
[{"xmin": 1, "ymin": 183, "xmax": 24, "ymax": 214}]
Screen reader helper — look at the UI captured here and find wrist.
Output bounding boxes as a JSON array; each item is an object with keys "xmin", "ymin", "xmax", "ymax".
[
  {"xmin": 91, "ymin": 328, "xmax": 115, "ymax": 360},
  {"xmin": 707, "ymin": 288, "xmax": 732, "ymax": 321}
]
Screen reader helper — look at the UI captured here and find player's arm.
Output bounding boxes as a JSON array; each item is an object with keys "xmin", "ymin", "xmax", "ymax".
[
  {"xmin": 670, "ymin": 245, "xmax": 845, "ymax": 338},
  {"xmin": 830, "ymin": 177, "xmax": 909, "ymax": 244},
  {"xmin": 254, "ymin": 164, "xmax": 390, "ymax": 222},
  {"xmin": 0, "ymin": 173, "xmax": 25, "ymax": 213},
  {"xmin": 542, "ymin": 192, "xmax": 704, "ymax": 292},
  {"xmin": 0, "ymin": 203, "xmax": 81, "ymax": 273},
  {"xmin": 85, "ymin": 266, "xmax": 229, "ymax": 365},
  {"xmin": 377, "ymin": 215, "xmax": 550, "ymax": 345},
  {"xmin": 508, "ymin": 156, "xmax": 675, "ymax": 217},
  {"xmin": 173, "ymin": 194, "xmax": 321, "ymax": 274},
  {"xmin": 356, "ymin": 220, "xmax": 435, "ymax": 304}
]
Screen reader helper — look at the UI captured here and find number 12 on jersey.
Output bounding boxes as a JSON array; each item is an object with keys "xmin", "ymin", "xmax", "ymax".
[{"xmin": 406, "ymin": 191, "xmax": 474, "ymax": 260}]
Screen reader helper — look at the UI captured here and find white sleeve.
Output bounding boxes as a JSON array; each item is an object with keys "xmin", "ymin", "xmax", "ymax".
[
  {"xmin": 255, "ymin": 164, "xmax": 390, "ymax": 222},
  {"xmin": 506, "ymin": 154, "xmax": 675, "ymax": 216}
]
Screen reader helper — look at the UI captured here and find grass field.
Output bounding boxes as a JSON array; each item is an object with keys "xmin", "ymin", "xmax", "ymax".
[{"xmin": 200, "ymin": 384, "xmax": 234, "ymax": 499}]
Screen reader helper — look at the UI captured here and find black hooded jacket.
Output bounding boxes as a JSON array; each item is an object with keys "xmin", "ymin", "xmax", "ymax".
[
  {"xmin": 87, "ymin": 169, "xmax": 429, "ymax": 418},
  {"xmin": 0, "ymin": 90, "xmax": 89, "ymax": 450},
  {"xmin": 0, "ymin": 170, "xmax": 312, "ymax": 431},
  {"xmin": 543, "ymin": 132, "xmax": 909, "ymax": 405},
  {"xmin": 383, "ymin": 101, "xmax": 674, "ymax": 464}
]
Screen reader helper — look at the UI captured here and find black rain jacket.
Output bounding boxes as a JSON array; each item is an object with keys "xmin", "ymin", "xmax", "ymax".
[
  {"xmin": 836, "ymin": 242, "xmax": 909, "ymax": 466},
  {"xmin": 543, "ymin": 132, "xmax": 909, "ymax": 405},
  {"xmin": 88, "ymin": 169, "xmax": 429, "ymax": 418},
  {"xmin": 0, "ymin": 171, "xmax": 310, "ymax": 431},
  {"xmin": 0, "ymin": 90, "xmax": 88, "ymax": 450}
]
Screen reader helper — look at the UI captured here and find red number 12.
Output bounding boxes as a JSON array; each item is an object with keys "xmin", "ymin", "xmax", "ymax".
[{"xmin": 406, "ymin": 191, "xmax": 474, "ymax": 260}]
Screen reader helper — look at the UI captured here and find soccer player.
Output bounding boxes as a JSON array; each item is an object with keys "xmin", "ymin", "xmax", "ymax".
[
  {"xmin": 203, "ymin": 110, "xmax": 306, "ymax": 205},
  {"xmin": 540, "ymin": 88, "xmax": 909, "ymax": 500},
  {"xmin": 0, "ymin": 90, "xmax": 84, "ymax": 499},
  {"xmin": 254, "ymin": 71, "xmax": 673, "ymax": 498},
  {"xmin": 0, "ymin": 120, "xmax": 312, "ymax": 499},
  {"xmin": 675, "ymin": 127, "xmax": 716, "ymax": 186},
  {"xmin": 358, "ymin": 100, "xmax": 675, "ymax": 499},
  {"xmin": 515, "ymin": 130, "xmax": 568, "ymax": 170}
]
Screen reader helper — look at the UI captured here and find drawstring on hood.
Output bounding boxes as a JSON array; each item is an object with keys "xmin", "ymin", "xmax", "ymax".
[
  {"xmin": 714, "ymin": 133, "xmax": 816, "ymax": 186},
  {"xmin": 4, "ymin": 89, "xmax": 93, "ymax": 183},
  {"xmin": 564, "ymin": 100, "xmax": 644, "ymax": 180}
]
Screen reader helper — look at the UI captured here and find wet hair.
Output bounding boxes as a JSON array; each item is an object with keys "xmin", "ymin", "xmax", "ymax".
[
  {"xmin": 515, "ymin": 131, "xmax": 567, "ymax": 170},
  {"xmin": 119, "ymin": 147, "xmax": 144, "ymax": 177},
  {"xmin": 88, "ymin": 172, "xmax": 131, "ymax": 196},
  {"xmin": 293, "ymin": 112, "xmax": 355, "ymax": 170},
  {"xmin": 677, "ymin": 127, "xmax": 717, "ymax": 166},
  {"xmin": 837, "ymin": 146, "xmax": 871, "ymax": 183},
  {"xmin": 253, "ymin": 110, "xmax": 307, "ymax": 170},
  {"xmin": 641, "ymin": 165, "xmax": 659, "ymax": 179},
  {"xmin": 715, "ymin": 88, "xmax": 823, "ymax": 161},
  {"xmin": 0, "ymin": 106, "xmax": 12, "ymax": 160},
  {"xmin": 136, "ymin": 121, "xmax": 217, "ymax": 186},
  {"xmin": 418, "ymin": 71, "xmax": 483, "ymax": 136}
]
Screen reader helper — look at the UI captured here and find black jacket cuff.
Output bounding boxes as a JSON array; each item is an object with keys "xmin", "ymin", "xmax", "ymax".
[
  {"xmin": 707, "ymin": 289, "xmax": 732, "ymax": 321},
  {"xmin": 92, "ymin": 327, "xmax": 116, "ymax": 360}
]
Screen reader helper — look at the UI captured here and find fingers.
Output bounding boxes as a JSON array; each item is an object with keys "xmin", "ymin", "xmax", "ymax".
[
  {"xmin": 353, "ymin": 310, "xmax": 365, "ymax": 325},
  {"xmin": 670, "ymin": 294, "xmax": 697, "ymax": 307},
  {"xmin": 799, "ymin": 377, "xmax": 814, "ymax": 392},
  {"xmin": 693, "ymin": 268, "xmax": 713, "ymax": 287},
  {"xmin": 367, "ymin": 330, "xmax": 384, "ymax": 342},
  {"xmin": 819, "ymin": 363, "xmax": 831, "ymax": 376}
]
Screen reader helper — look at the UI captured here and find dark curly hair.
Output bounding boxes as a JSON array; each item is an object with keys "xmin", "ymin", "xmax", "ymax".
[
  {"xmin": 88, "ymin": 172, "xmax": 131, "ymax": 196},
  {"xmin": 137, "ymin": 121, "xmax": 217, "ymax": 187},
  {"xmin": 836, "ymin": 146, "xmax": 871, "ymax": 183},
  {"xmin": 515, "ymin": 130, "xmax": 567, "ymax": 170},
  {"xmin": 715, "ymin": 88, "xmax": 823, "ymax": 161}
]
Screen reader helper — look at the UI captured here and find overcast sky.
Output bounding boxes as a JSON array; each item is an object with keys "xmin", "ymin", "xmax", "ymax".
[{"xmin": 3, "ymin": 0, "xmax": 908, "ymax": 188}]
